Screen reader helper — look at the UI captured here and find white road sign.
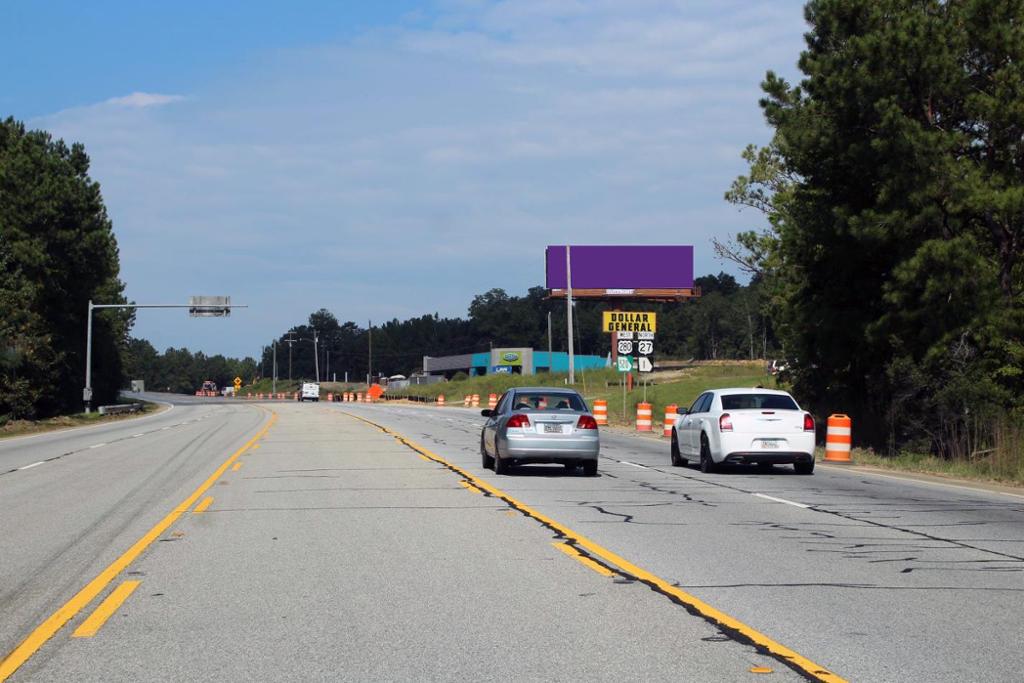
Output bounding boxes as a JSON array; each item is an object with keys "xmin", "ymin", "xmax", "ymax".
[
  {"xmin": 617, "ymin": 339, "xmax": 635, "ymax": 355},
  {"xmin": 637, "ymin": 356, "xmax": 653, "ymax": 373},
  {"xmin": 638, "ymin": 340, "xmax": 654, "ymax": 356}
]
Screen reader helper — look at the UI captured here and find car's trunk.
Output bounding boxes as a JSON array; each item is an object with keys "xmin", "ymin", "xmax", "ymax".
[{"xmin": 726, "ymin": 410, "xmax": 803, "ymax": 435}]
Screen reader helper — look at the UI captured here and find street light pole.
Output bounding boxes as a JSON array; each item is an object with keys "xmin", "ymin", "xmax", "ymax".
[
  {"xmin": 272, "ymin": 341, "xmax": 277, "ymax": 395},
  {"xmin": 284, "ymin": 335, "xmax": 295, "ymax": 380},
  {"xmin": 83, "ymin": 300, "xmax": 247, "ymax": 413}
]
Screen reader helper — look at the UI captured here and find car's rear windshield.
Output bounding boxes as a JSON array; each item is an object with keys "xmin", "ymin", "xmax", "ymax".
[
  {"xmin": 513, "ymin": 392, "xmax": 586, "ymax": 412},
  {"xmin": 720, "ymin": 393, "xmax": 798, "ymax": 410}
]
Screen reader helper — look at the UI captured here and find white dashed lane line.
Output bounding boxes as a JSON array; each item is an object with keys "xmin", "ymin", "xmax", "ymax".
[
  {"xmin": 753, "ymin": 493, "xmax": 811, "ymax": 509},
  {"xmin": 620, "ymin": 460, "xmax": 650, "ymax": 469},
  {"xmin": 19, "ymin": 461, "xmax": 45, "ymax": 470},
  {"xmin": 88, "ymin": 443, "xmax": 106, "ymax": 449}
]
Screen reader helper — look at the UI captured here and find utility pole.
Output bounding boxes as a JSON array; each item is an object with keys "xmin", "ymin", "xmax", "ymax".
[
  {"xmin": 284, "ymin": 334, "xmax": 296, "ymax": 380},
  {"xmin": 566, "ymin": 245, "xmax": 575, "ymax": 384},
  {"xmin": 272, "ymin": 341, "xmax": 277, "ymax": 394},
  {"xmin": 313, "ymin": 329, "xmax": 320, "ymax": 382},
  {"xmin": 367, "ymin": 320, "xmax": 373, "ymax": 386}
]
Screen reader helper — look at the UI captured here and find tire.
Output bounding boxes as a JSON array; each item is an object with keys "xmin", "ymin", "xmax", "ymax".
[
  {"xmin": 563, "ymin": 463, "xmax": 577, "ymax": 473},
  {"xmin": 670, "ymin": 429, "xmax": 686, "ymax": 467},
  {"xmin": 757, "ymin": 462, "xmax": 774, "ymax": 472},
  {"xmin": 582, "ymin": 460, "xmax": 598, "ymax": 477},
  {"xmin": 481, "ymin": 437, "xmax": 494, "ymax": 470},
  {"xmin": 494, "ymin": 453, "xmax": 510, "ymax": 475},
  {"xmin": 794, "ymin": 460, "xmax": 815, "ymax": 475},
  {"xmin": 699, "ymin": 435, "xmax": 716, "ymax": 474}
]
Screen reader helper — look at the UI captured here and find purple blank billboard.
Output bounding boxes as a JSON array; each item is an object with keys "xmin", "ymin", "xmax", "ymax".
[{"xmin": 545, "ymin": 245, "xmax": 694, "ymax": 290}]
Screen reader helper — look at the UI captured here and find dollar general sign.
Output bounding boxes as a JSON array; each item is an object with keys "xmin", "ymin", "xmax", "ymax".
[{"xmin": 602, "ymin": 311, "xmax": 657, "ymax": 334}]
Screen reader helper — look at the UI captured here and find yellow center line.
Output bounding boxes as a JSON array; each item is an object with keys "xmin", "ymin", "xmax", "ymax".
[
  {"xmin": 552, "ymin": 542, "xmax": 615, "ymax": 577},
  {"xmin": 0, "ymin": 410, "xmax": 277, "ymax": 682},
  {"xmin": 193, "ymin": 496, "xmax": 214, "ymax": 514},
  {"xmin": 231, "ymin": 462, "xmax": 242, "ymax": 471},
  {"xmin": 340, "ymin": 411, "xmax": 846, "ymax": 683},
  {"xmin": 71, "ymin": 581, "xmax": 141, "ymax": 638},
  {"xmin": 458, "ymin": 480, "xmax": 483, "ymax": 495}
]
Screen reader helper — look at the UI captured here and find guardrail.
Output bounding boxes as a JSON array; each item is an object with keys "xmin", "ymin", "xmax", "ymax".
[{"xmin": 98, "ymin": 403, "xmax": 143, "ymax": 416}]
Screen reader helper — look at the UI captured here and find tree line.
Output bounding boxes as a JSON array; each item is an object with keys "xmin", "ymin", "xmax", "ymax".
[
  {"xmin": 719, "ymin": 0, "xmax": 1024, "ymax": 456},
  {"xmin": 249, "ymin": 274, "xmax": 778, "ymax": 385}
]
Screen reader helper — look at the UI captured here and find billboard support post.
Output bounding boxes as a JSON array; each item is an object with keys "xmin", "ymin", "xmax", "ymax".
[{"xmin": 566, "ymin": 246, "xmax": 575, "ymax": 384}]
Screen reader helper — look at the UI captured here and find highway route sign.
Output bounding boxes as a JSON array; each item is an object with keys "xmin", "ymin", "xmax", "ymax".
[
  {"xmin": 617, "ymin": 339, "xmax": 635, "ymax": 355},
  {"xmin": 638, "ymin": 340, "xmax": 654, "ymax": 356},
  {"xmin": 616, "ymin": 357, "xmax": 633, "ymax": 372},
  {"xmin": 637, "ymin": 356, "xmax": 653, "ymax": 373}
]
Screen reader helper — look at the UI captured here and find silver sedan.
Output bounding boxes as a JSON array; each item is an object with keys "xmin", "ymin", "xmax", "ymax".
[{"xmin": 480, "ymin": 387, "xmax": 600, "ymax": 475}]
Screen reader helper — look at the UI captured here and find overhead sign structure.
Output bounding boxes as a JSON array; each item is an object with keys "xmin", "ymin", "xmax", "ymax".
[{"xmin": 602, "ymin": 311, "xmax": 657, "ymax": 334}]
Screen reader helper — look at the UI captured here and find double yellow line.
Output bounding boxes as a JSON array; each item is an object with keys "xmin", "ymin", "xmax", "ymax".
[
  {"xmin": 344, "ymin": 411, "xmax": 847, "ymax": 683},
  {"xmin": 0, "ymin": 411, "xmax": 276, "ymax": 681}
]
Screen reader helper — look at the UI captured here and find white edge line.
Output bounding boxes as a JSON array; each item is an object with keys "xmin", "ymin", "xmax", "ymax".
[
  {"xmin": 754, "ymin": 493, "xmax": 811, "ymax": 509},
  {"xmin": 823, "ymin": 465, "xmax": 1024, "ymax": 501},
  {"xmin": 132, "ymin": 433, "xmax": 144, "ymax": 438},
  {"xmin": 89, "ymin": 443, "xmax": 106, "ymax": 449},
  {"xmin": 19, "ymin": 461, "xmax": 45, "ymax": 470}
]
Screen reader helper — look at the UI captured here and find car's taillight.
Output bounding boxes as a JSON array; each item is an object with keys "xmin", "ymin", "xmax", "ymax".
[
  {"xmin": 507, "ymin": 414, "xmax": 531, "ymax": 429},
  {"xmin": 803, "ymin": 413, "xmax": 815, "ymax": 432},
  {"xmin": 719, "ymin": 413, "xmax": 733, "ymax": 431},
  {"xmin": 577, "ymin": 415, "xmax": 598, "ymax": 430}
]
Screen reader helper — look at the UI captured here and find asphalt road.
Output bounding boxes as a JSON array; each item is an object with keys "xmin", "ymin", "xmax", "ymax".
[{"xmin": 2, "ymin": 395, "xmax": 1021, "ymax": 681}]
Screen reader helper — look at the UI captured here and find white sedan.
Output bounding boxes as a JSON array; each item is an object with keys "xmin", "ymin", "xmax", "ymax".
[{"xmin": 670, "ymin": 388, "xmax": 816, "ymax": 474}]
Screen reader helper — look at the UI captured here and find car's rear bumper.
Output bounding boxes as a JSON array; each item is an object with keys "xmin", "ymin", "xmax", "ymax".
[
  {"xmin": 502, "ymin": 435, "xmax": 599, "ymax": 462},
  {"xmin": 723, "ymin": 451, "xmax": 813, "ymax": 465}
]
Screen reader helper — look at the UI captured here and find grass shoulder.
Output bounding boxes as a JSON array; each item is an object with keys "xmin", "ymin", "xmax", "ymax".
[{"xmin": 0, "ymin": 397, "xmax": 165, "ymax": 440}]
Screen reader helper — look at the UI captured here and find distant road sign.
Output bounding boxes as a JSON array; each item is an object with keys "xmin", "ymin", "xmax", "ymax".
[
  {"xmin": 233, "ymin": 376, "xmax": 242, "ymax": 387},
  {"xmin": 602, "ymin": 311, "xmax": 657, "ymax": 334},
  {"xmin": 617, "ymin": 339, "xmax": 635, "ymax": 355},
  {"xmin": 637, "ymin": 356, "xmax": 654, "ymax": 373},
  {"xmin": 616, "ymin": 357, "xmax": 633, "ymax": 372},
  {"xmin": 638, "ymin": 340, "xmax": 654, "ymax": 356},
  {"xmin": 637, "ymin": 331, "xmax": 655, "ymax": 341}
]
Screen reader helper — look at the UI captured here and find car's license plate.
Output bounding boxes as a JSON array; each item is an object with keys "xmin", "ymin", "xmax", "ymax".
[
  {"xmin": 543, "ymin": 424, "xmax": 563, "ymax": 434},
  {"xmin": 759, "ymin": 440, "xmax": 780, "ymax": 449}
]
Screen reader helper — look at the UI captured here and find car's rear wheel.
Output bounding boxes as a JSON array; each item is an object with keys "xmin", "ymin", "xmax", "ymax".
[
  {"xmin": 670, "ymin": 430, "xmax": 686, "ymax": 467},
  {"xmin": 480, "ymin": 437, "xmax": 494, "ymax": 470},
  {"xmin": 494, "ymin": 453, "xmax": 510, "ymax": 475},
  {"xmin": 699, "ymin": 435, "xmax": 716, "ymax": 474},
  {"xmin": 563, "ymin": 463, "xmax": 577, "ymax": 473},
  {"xmin": 582, "ymin": 460, "xmax": 598, "ymax": 477},
  {"xmin": 794, "ymin": 460, "xmax": 815, "ymax": 475}
]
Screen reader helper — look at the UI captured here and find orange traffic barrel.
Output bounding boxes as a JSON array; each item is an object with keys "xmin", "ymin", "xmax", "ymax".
[
  {"xmin": 327, "ymin": 393, "xmax": 333, "ymax": 402},
  {"xmin": 463, "ymin": 395, "xmax": 470, "ymax": 407},
  {"xmin": 437, "ymin": 394, "xmax": 445, "ymax": 407},
  {"xmin": 245, "ymin": 392, "xmax": 251, "ymax": 399},
  {"xmin": 593, "ymin": 399, "xmax": 608, "ymax": 425},
  {"xmin": 663, "ymin": 404, "xmax": 678, "ymax": 438},
  {"xmin": 471, "ymin": 394, "xmax": 480, "ymax": 408},
  {"xmin": 357, "ymin": 392, "xmax": 364, "ymax": 403},
  {"xmin": 636, "ymin": 402, "xmax": 653, "ymax": 431},
  {"xmin": 824, "ymin": 414, "xmax": 852, "ymax": 462},
  {"xmin": 488, "ymin": 393, "xmax": 498, "ymax": 409}
]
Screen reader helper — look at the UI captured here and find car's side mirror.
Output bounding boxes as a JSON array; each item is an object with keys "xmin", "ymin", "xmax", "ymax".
[
  {"xmin": 480, "ymin": 409, "xmax": 493, "ymax": 417},
  {"xmin": 677, "ymin": 408, "xmax": 689, "ymax": 415}
]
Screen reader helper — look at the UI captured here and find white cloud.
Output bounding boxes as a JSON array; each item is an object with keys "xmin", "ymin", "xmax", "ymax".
[{"xmin": 104, "ymin": 92, "xmax": 185, "ymax": 108}]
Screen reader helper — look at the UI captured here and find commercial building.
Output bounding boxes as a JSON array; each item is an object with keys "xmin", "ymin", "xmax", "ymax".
[{"xmin": 423, "ymin": 348, "xmax": 607, "ymax": 378}]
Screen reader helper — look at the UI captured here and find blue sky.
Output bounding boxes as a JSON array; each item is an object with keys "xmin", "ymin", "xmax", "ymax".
[{"xmin": 2, "ymin": 0, "xmax": 807, "ymax": 360}]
